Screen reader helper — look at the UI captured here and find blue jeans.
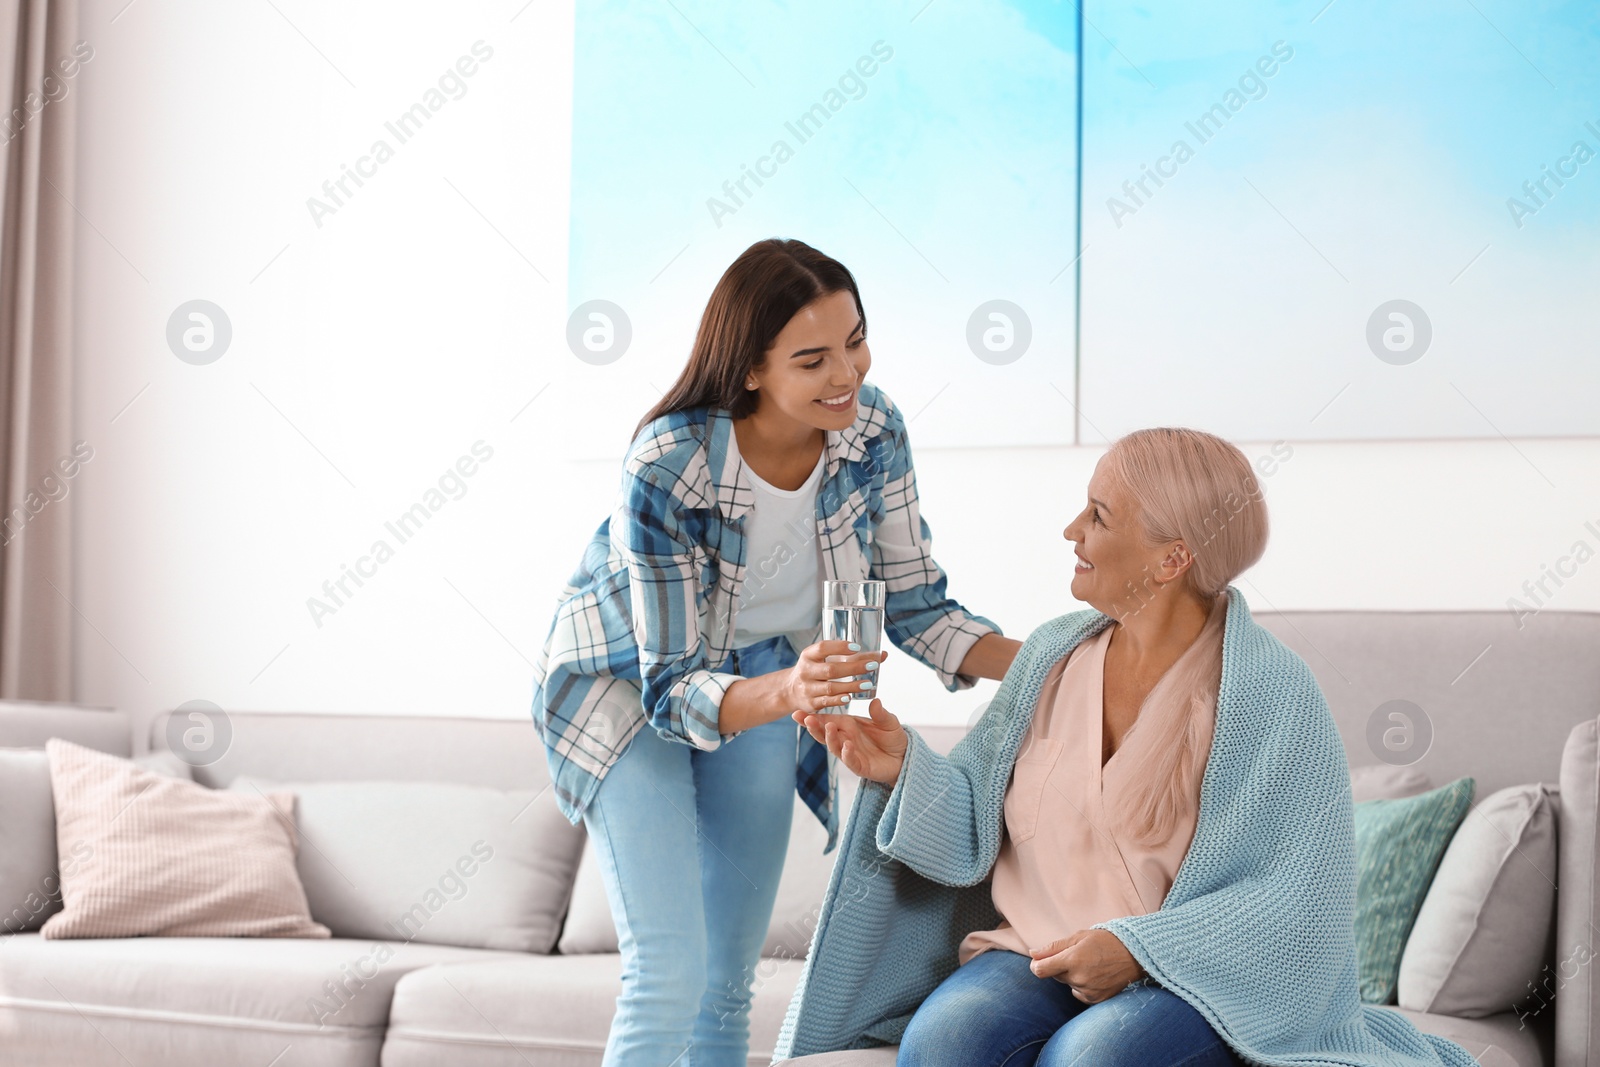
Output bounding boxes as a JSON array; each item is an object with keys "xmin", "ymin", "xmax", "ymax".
[
  {"xmin": 583, "ymin": 636, "xmax": 800, "ymax": 1067},
  {"xmin": 899, "ymin": 947, "xmax": 1247, "ymax": 1067}
]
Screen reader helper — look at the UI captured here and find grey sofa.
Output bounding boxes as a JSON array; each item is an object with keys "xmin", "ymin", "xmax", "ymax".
[{"xmin": 1, "ymin": 606, "xmax": 1596, "ymax": 1067}]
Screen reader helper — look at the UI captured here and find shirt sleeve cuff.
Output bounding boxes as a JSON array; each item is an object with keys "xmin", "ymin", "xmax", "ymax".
[
  {"xmin": 929, "ymin": 614, "xmax": 1003, "ymax": 691},
  {"xmin": 677, "ymin": 668, "xmax": 745, "ymax": 749}
]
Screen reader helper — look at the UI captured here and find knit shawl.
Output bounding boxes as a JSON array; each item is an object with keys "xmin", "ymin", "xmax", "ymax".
[{"xmin": 772, "ymin": 586, "xmax": 1476, "ymax": 1067}]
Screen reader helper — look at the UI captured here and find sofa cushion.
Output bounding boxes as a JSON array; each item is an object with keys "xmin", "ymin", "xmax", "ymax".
[
  {"xmin": 774, "ymin": 1052, "xmax": 898, "ymax": 1067},
  {"xmin": 378, "ymin": 956, "xmax": 1538, "ymax": 1067},
  {"xmin": 229, "ymin": 775, "xmax": 584, "ymax": 953},
  {"xmin": 0, "ymin": 931, "xmax": 525, "ymax": 1067},
  {"xmin": 1352, "ymin": 776, "xmax": 1475, "ymax": 1004},
  {"xmin": 41, "ymin": 739, "xmax": 328, "ymax": 940},
  {"xmin": 557, "ymin": 790, "xmax": 843, "ymax": 960},
  {"xmin": 1398, "ymin": 783, "xmax": 1558, "ymax": 1017},
  {"xmin": 381, "ymin": 952, "xmax": 806, "ymax": 1067},
  {"xmin": 768, "ymin": 1005, "xmax": 1538, "ymax": 1067}
]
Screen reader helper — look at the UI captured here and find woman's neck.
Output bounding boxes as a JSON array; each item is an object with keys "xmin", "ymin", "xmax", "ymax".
[
  {"xmin": 734, "ymin": 408, "xmax": 823, "ymax": 453},
  {"xmin": 733, "ymin": 412, "xmax": 825, "ymax": 487},
  {"xmin": 1107, "ymin": 588, "xmax": 1216, "ymax": 672}
]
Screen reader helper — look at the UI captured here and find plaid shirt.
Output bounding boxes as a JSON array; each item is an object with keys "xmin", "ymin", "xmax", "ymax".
[{"xmin": 529, "ymin": 379, "xmax": 1002, "ymax": 854}]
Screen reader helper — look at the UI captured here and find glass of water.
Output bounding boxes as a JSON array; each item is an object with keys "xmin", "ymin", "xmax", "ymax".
[{"xmin": 822, "ymin": 579, "xmax": 886, "ymax": 714}]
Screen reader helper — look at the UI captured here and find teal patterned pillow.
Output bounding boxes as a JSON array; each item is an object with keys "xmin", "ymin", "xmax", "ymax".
[{"xmin": 1352, "ymin": 776, "xmax": 1475, "ymax": 1003}]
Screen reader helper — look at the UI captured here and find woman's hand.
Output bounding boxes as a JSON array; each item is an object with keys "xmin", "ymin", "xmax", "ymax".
[
  {"xmin": 793, "ymin": 697, "xmax": 908, "ymax": 785},
  {"xmin": 781, "ymin": 639, "xmax": 887, "ymax": 714},
  {"xmin": 1028, "ymin": 929, "xmax": 1147, "ymax": 1003}
]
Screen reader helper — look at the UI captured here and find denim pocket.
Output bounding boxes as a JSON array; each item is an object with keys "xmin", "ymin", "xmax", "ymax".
[{"xmin": 1003, "ymin": 736, "xmax": 1063, "ymax": 844}]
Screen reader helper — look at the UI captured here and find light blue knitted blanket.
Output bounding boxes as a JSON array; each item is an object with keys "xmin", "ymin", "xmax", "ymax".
[{"xmin": 772, "ymin": 586, "xmax": 1477, "ymax": 1066}]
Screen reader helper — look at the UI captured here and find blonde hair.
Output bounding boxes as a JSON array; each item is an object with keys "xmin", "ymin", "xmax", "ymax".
[
  {"xmin": 1105, "ymin": 427, "xmax": 1269, "ymax": 601},
  {"xmin": 1100, "ymin": 427, "xmax": 1269, "ymax": 846}
]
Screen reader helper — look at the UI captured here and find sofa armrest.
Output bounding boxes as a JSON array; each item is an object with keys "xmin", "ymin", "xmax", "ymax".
[
  {"xmin": 1557, "ymin": 717, "xmax": 1599, "ymax": 1067},
  {"xmin": 0, "ymin": 701, "xmax": 127, "ymax": 755}
]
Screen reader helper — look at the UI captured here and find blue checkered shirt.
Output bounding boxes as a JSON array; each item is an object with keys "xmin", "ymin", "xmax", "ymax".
[{"xmin": 529, "ymin": 379, "xmax": 1001, "ymax": 853}]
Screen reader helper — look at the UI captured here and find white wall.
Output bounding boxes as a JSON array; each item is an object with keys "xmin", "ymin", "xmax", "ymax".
[{"xmin": 68, "ymin": 0, "xmax": 1600, "ymax": 752}]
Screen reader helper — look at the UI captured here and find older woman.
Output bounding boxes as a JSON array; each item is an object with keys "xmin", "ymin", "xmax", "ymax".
[{"xmin": 773, "ymin": 428, "xmax": 1477, "ymax": 1067}]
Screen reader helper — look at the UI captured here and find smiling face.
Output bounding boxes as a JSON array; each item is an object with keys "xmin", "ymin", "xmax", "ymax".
[
  {"xmin": 1062, "ymin": 454, "xmax": 1193, "ymax": 619},
  {"xmin": 744, "ymin": 288, "xmax": 871, "ymax": 431}
]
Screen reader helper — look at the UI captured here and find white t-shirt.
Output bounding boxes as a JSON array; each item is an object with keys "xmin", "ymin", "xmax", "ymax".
[{"xmin": 732, "ymin": 448, "xmax": 825, "ymax": 648}]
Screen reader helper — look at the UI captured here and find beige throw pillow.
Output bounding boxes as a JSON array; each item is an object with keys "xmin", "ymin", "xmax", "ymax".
[{"xmin": 40, "ymin": 739, "xmax": 329, "ymax": 940}]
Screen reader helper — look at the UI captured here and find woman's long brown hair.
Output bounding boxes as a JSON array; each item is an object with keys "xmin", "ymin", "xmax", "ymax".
[{"xmin": 630, "ymin": 238, "xmax": 866, "ymax": 446}]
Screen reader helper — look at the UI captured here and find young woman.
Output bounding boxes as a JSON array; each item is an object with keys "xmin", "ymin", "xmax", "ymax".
[
  {"xmin": 529, "ymin": 237, "xmax": 1022, "ymax": 1067},
  {"xmin": 780, "ymin": 428, "xmax": 1477, "ymax": 1067}
]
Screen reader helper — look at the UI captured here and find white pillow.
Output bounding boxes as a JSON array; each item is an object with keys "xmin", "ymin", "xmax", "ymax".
[
  {"xmin": 556, "ymin": 836, "xmax": 614, "ymax": 954},
  {"xmin": 229, "ymin": 776, "xmax": 584, "ymax": 953},
  {"xmin": 1397, "ymin": 783, "xmax": 1558, "ymax": 1017},
  {"xmin": 41, "ymin": 739, "xmax": 328, "ymax": 939},
  {"xmin": 134, "ymin": 747, "xmax": 195, "ymax": 781},
  {"xmin": 558, "ymin": 788, "xmax": 847, "ymax": 959}
]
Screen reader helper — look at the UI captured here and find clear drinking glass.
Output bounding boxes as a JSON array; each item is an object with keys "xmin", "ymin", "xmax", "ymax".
[{"xmin": 822, "ymin": 579, "xmax": 886, "ymax": 714}]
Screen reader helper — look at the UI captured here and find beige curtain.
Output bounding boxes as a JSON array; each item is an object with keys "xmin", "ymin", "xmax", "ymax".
[{"xmin": 0, "ymin": 0, "xmax": 78, "ymax": 699}]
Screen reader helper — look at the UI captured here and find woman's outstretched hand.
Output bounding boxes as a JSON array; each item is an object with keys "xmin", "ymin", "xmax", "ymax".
[
  {"xmin": 793, "ymin": 697, "xmax": 908, "ymax": 785},
  {"xmin": 1028, "ymin": 929, "xmax": 1147, "ymax": 1003}
]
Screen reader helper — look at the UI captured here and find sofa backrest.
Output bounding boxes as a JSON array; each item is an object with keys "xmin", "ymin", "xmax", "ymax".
[
  {"xmin": 146, "ymin": 608, "xmax": 1600, "ymax": 801},
  {"xmin": 1255, "ymin": 608, "xmax": 1600, "ymax": 799},
  {"xmin": 913, "ymin": 607, "xmax": 1600, "ymax": 788},
  {"xmin": 150, "ymin": 709, "xmax": 545, "ymax": 790}
]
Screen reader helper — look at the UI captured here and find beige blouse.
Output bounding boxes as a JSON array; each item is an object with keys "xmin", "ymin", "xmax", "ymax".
[{"xmin": 958, "ymin": 595, "xmax": 1227, "ymax": 966}]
